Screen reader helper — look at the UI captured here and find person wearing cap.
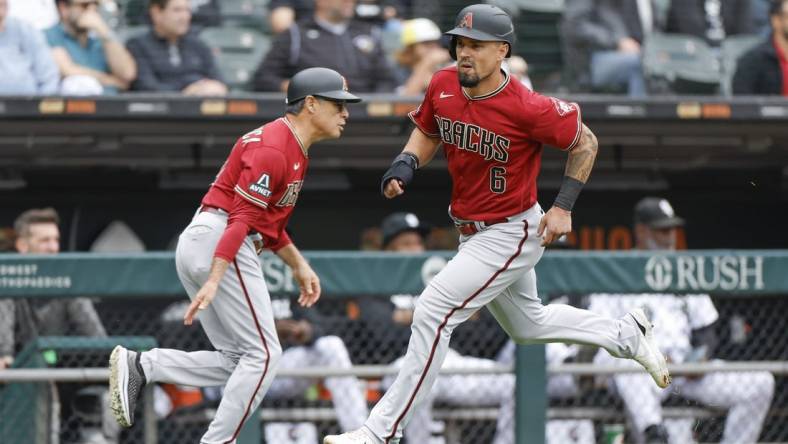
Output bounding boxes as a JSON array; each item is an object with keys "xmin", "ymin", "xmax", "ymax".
[
  {"xmin": 252, "ymin": 0, "xmax": 397, "ymax": 93},
  {"xmin": 587, "ymin": 197, "xmax": 775, "ymax": 444},
  {"xmin": 327, "ymin": 4, "xmax": 671, "ymax": 444},
  {"xmin": 394, "ymin": 18, "xmax": 451, "ymax": 96},
  {"xmin": 108, "ymin": 67, "xmax": 361, "ymax": 443}
]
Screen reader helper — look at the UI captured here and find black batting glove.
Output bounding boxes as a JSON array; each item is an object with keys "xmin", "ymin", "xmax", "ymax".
[{"xmin": 380, "ymin": 152, "xmax": 419, "ymax": 196}]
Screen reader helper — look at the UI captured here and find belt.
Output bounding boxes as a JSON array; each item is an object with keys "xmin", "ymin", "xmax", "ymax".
[
  {"xmin": 200, "ymin": 205, "xmax": 228, "ymax": 216},
  {"xmin": 455, "ymin": 217, "xmax": 508, "ymax": 236}
]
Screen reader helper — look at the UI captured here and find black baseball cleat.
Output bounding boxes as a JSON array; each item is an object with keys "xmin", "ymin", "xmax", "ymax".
[{"xmin": 109, "ymin": 345, "xmax": 147, "ymax": 427}]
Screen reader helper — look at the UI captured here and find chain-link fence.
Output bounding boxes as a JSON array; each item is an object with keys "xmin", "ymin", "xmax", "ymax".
[{"xmin": 1, "ymin": 291, "xmax": 786, "ymax": 444}]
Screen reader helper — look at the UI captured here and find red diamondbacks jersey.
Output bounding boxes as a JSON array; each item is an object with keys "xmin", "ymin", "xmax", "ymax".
[
  {"xmin": 202, "ymin": 117, "xmax": 308, "ymax": 250},
  {"xmin": 409, "ymin": 66, "xmax": 582, "ymax": 221}
]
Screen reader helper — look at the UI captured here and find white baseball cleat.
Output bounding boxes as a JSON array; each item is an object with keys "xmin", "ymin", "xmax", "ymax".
[
  {"xmin": 628, "ymin": 308, "xmax": 672, "ymax": 388},
  {"xmin": 324, "ymin": 428, "xmax": 377, "ymax": 444},
  {"xmin": 109, "ymin": 345, "xmax": 147, "ymax": 427}
]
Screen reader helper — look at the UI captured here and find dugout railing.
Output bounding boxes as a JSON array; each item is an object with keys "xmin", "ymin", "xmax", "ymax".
[{"xmin": 0, "ymin": 251, "xmax": 786, "ymax": 444}]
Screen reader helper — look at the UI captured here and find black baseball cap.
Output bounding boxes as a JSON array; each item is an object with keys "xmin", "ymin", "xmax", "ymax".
[
  {"xmin": 286, "ymin": 67, "xmax": 362, "ymax": 104},
  {"xmin": 634, "ymin": 197, "xmax": 685, "ymax": 229},
  {"xmin": 381, "ymin": 212, "xmax": 430, "ymax": 247}
]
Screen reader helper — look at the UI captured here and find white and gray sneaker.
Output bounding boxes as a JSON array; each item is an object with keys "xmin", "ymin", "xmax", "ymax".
[
  {"xmin": 628, "ymin": 308, "xmax": 672, "ymax": 388},
  {"xmin": 109, "ymin": 345, "xmax": 147, "ymax": 427},
  {"xmin": 324, "ymin": 428, "xmax": 379, "ymax": 444}
]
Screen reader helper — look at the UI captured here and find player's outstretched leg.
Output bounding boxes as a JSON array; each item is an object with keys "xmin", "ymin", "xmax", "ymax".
[
  {"xmin": 627, "ymin": 308, "xmax": 671, "ymax": 388},
  {"xmin": 108, "ymin": 345, "xmax": 147, "ymax": 427}
]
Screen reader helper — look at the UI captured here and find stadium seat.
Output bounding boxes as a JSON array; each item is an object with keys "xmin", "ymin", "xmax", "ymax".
[
  {"xmin": 642, "ymin": 33, "xmax": 722, "ymax": 95},
  {"xmin": 200, "ymin": 26, "xmax": 270, "ymax": 55},
  {"xmin": 213, "ymin": 52, "xmax": 264, "ymax": 91},
  {"xmin": 720, "ymin": 35, "xmax": 761, "ymax": 96},
  {"xmin": 200, "ymin": 27, "xmax": 271, "ymax": 90},
  {"xmin": 118, "ymin": 24, "xmax": 149, "ymax": 43},
  {"xmin": 511, "ymin": 0, "xmax": 565, "ymax": 13},
  {"xmin": 219, "ymin": 0, "xmax": 269, "ymax": 29}
]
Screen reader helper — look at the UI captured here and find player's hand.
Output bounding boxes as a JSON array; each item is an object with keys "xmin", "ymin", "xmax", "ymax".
[
  {"xmin": 538, "ymin": 207, "xmax": 572, "ymax": 246},
  {"xmin": 383, "ymin": 179, "xmax": 405, "ymax": 199},
  {"xmin": 293, "ymin": 263, "xmax": 321, "ymax": 307},
  {"xmin": 184, "ymin": 281, "xmax": 219, "ymax": 325}
]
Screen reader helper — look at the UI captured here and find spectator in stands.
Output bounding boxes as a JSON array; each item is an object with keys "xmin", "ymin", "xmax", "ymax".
[
  {"xmin": 561, "ymin": 0, "xmax": 654, "ymax": 96},
  {"xmin": 733, "ymin": 0, "xmax": 788, "ymax": 95},
  {"xmin": 0, "ymin": 208, "xmax": 107, "ymax": 366},
  {"xmin": 269, "ymin": 0, "xmax": 315, "ymax": 34},
  {"xmin": 665, "ymin": 0, "xmax": 754, "ymax": 47},
  {"xmin": 46, "ymin": 0, "xmax": 136, "ymax": 95},
  {"xmin": 394, "ymin": 18, "xmax": 450, "ymax": 96},
  {"xmin": 7, "ymin": 0, "xmax": 59, "ymax": 29},
  {"xmin": 588, "ymin": 197, "xmax": 775, "ymax": 444},
  {"xmin": 126, "ymin": 0, "xmax": 227, "ymax": 95},
  {"xmin": 124, "ymin": 0, "xmax": 220, "ymax": 30},
  {"xmin": 253, "ymin": 0, "xmax": 396, "ymax": 93},
  {"xmin": 0, "ymin": 0, "xmax": 60, "ymax": 94},
  {"xmin": 0, "ymin": 208, "xmax": 116, "ymax": 442}
]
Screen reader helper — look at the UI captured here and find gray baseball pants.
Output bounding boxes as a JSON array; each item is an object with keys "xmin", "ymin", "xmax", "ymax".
[
  {"xmin": 139, "ymin": 210, "xmax": 283, "ymax": 444},
  {"xmin": 364, "ymin": 203, "xmax": 643, "ymax": 443}
]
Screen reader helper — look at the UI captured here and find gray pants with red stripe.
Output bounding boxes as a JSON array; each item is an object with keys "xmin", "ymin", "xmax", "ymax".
[
  {"xmin": 139, "ymin": 211, "xmax": 282, "ymax": 444},
  {"xmin": 364, "ymin": 203, "xmax": 642, "ymax": 444}
]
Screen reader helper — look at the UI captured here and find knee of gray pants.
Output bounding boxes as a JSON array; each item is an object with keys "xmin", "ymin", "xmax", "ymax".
[{"xmin": 242, "ymin": 340, "xmax": 283, "ymax": 371}]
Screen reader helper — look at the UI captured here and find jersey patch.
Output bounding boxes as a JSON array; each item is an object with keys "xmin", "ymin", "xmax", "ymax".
[
  {"xmin": 550, "ymin": 97, "xmax": 576, "ymax": 117},
  {"xmin": 249, "ymin": 173, "xmax": 272, "ymax": 198}
]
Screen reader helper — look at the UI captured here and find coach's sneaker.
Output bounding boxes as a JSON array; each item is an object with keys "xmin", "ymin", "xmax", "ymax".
[
  {"xmin": 109, "ymin": 345, "xmax": 147, "ymax": 427},
  {"xmin": 628, "ymin": 308, "xmax": 672, "ymax": 388},
  {"xmin": 324, "ymin": 428, "xmax": 378, "ymax": 444}
]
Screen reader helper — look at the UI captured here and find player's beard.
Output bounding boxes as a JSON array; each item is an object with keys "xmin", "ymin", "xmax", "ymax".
[{"xmin": 458, "ymin": 70, "xmax": 481, "ymax": 87}]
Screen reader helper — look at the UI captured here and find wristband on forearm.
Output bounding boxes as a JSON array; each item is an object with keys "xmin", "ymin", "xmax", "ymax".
[
  {"xmin": 380, "ymin": 151, "xmax": 419, "ymax": 195},
  {"xmin": 553, "ymin": 176, "xmax": 585, "ymax": 211}
]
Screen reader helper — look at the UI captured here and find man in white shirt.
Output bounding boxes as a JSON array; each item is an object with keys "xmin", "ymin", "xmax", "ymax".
[{"xmin": 589, "ymin": 197, "xmax": 775, "ymax": 444}]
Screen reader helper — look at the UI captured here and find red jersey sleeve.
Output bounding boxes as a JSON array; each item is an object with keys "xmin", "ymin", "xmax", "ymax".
[
  {"xmin": 407, "ymin": 78, "xmax": 439, "ymax": 137},
  {"xmin": 213, "ymin": 220, "xmax": 249, "ymax": 262},
  {"xmin": 233, "ymin": 147, "xmax": 288, "ymax": 210},
  {"xmin": 522, "ymin": 92, "xmax": 582, "ymax": 151},
  {"xmin": 213, "ymin": 148, "xmax": 289, "ymax": 261},
  {"xmin": 266, "ymin": 230, "xmax": 292, "ymax": 252}
]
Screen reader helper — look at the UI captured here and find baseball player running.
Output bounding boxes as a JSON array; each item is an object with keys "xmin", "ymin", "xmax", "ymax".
[
  {"xmin": 108, "ymin": 67, "xmax": 361, "ymax": 444},
  {"xmin": 325, "ymin": 5, "xmax": 670, "ymax": 444}
]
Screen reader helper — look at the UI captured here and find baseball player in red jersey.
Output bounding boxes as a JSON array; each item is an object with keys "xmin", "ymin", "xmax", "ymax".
[
  {"xmin": 325, "ymin": 5, "xmax": 671, "ymax": 444},
  {"xmin": 108, "ymin": 67, "xmax": 361, "ymax": 444}
]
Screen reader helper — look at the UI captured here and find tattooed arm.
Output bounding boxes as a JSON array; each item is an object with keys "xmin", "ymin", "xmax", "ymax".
[{"xmin": 537, "ymin": 124, "xmax": 599, "ymax": 246}]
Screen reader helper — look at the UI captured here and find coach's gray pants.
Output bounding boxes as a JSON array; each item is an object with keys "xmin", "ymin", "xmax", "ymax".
[
  {"xmin": 364, "ymin": 204, "xmax": 642, "ymax": 443},
  {"xmin": 139, "ymin": 211, "xmax": 282, "ymax": 444}
]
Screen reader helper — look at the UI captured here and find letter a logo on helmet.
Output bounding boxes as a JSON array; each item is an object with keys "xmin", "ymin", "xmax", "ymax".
[
  {"xmin": 445, "ymin": 4, "xmax": 515, "ymax": 60},
  {"xmin": 459, "ymin": 12, "xmax": 473, "ymax": 29}
]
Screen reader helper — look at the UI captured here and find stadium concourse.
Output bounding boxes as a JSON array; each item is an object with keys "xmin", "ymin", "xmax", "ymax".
[{"xmin": 0, "ymin": 1, "xmax": 787, "ymax": 444}]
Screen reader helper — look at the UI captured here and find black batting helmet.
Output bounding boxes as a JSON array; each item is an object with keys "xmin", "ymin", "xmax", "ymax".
[
  {"xmin": 444, "ymin": 4, "xmax": 515, "ymax": 60},
  {"xmin": 286, "ymin": 67, "xmax": 362, "ymax": 104}
]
